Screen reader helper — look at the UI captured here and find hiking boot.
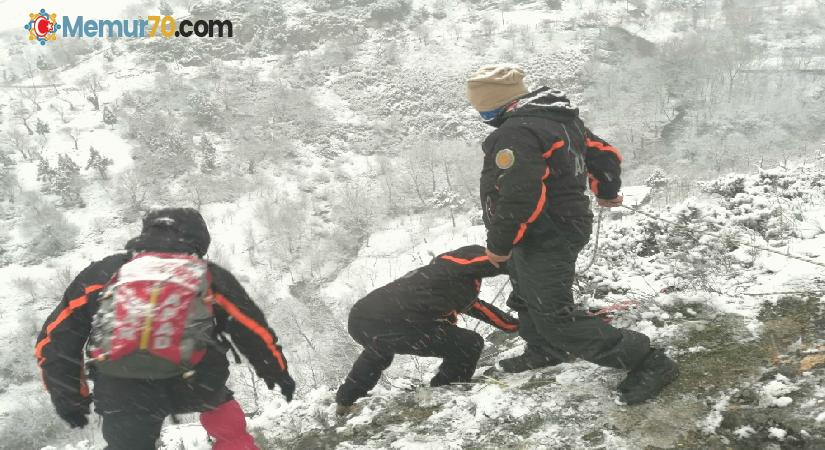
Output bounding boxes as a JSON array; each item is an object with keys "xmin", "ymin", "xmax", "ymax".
[
  {"xmin": 618, "ymin": 349, "xmax": 679, "ymax": 405},
  {"xmin": 335, "ymin": 403, "xmax": 362, "ymax": 416},
  {"xmin": 429, "ymin": 373, "xmax": 452, "ymax": 387},
  {"xmin": 498, "ymin": 350, "xmax": 564, "ymax": 373}
]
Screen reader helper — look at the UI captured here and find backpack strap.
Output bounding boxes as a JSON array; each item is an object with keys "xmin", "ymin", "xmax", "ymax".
[{"xmin": 217, "ymin": 333, "xmax": 242, "ymax": 364}]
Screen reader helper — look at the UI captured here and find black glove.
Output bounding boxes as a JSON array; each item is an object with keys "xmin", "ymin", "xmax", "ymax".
[
  {"xmin": 265, "ymin": 373, "xmax": 296, "ymax": 402},
  {"xmin": 57, "ymin": 408, "xmax": 89, "ymax": 429}
]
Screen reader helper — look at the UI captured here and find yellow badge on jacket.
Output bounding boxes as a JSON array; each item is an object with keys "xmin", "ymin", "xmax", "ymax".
[{"xmin": 495, "ymin": 149, "xmax": 515, "ymax": 169}]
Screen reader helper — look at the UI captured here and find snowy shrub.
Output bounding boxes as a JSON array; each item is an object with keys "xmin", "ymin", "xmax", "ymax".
[
  {"xmin": 278, "ymin": 15, "xmax": 364, "ymax": 54},
  {"xmin": 645, "ymin": 168, "xmax": 668, "ymax": 189},
  {"xmin": 187, "ymin": 91, "xmax": 224, "ymax": 127},
  {"xmin": 330, "ymin": 180, "xmax": 381, "ymax": 233},
  {"xmin": 635, "ymin": 218, "xmax": 665, "ymax": 257},
  {"xmin": 115, "ymin": 169, "xmax": 153, "ymax": 222},
  {"xmin": 142, "ymin": 37, "xmax": 243, "ymax": 65},
  {"xmin": 592, "ymin": 200, "xmax": 746, "ymax": 293},
  {"xmin": 658, "ymin": 0, "xmax": 704, "ymax": 11},
  {"xmin": 703, "ymin": 174, "xmax": 745, "ymax": 199},
  {"xmin": 432, "ymin": 0, "xmax": 448, "ymax": 17},
  {"xmin": 177, "ymin": 172, "xmax": 247, "ymax": 210},
  {"xmin": 85, "ymin": 146, "xmax": 113, "ymax": 180},
  {"xmin": 0, "ymin": 157, "xmax": 18, "ymax": 203},
  {"xmin": 131, "ymin": 113, "xmax": 194, "ymax": 179},
  {"xmin": 0, "ymin": 399, "xmax": 68, "ymax": 450},
  {"xmin": 369, "ymin": 0, "xmax": 412, "ymax": 23},
  {"xmin": 698, "ymin": 167, "xmax": 819, "ymax": 240},
  {"xmin": 37, "ymin": 158, "xmax": 55, "ymax": 193},
  {"xmin": 0, "ymin": 227, "xmax": 10, "ymax": 265},
  {"xmin": 726, "ymin": 194, "xmax": 792, "ymax": 240},
  {"xmin": 253, "ymin": 193, "xmax": 311, "ymax": 263},
  {"xmin": 0, "ymin": 309, "xmax": 40, "ymax": 384},
  {"xmin": 233, "ymin": 0, "xmax": 287, "ymax": 48},
  {"xmin": 428, "ymin": 188, "xmax": 467, "ymax": 227},
  {"xmin": 13, "ymin": 276, "xmax": 40, "ymax": 304},
  {"xmin": 19, "ymin": 192, "xmax": 79, "ymax": 262},
  {"xmin": 35, "ymin": 118, "xmax": 50, "ymax": 136},
  {"xmin": 102, "ymin": 105, "xmax": 117, "ymax": 128},
  {"xmin": 200, "ymin": 137, "xmax": 217, "ymax": 173},
  {"xmin": 53, "ymin": 154, "xmax": 85, "ymax": 207},
  {"xmin": 544, "ymin": 0, "xmax": 562, "ymax": 10}
]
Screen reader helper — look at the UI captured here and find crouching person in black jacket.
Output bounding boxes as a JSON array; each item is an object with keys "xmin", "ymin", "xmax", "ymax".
[
  {"xmin": 335, "ymin": 245, "xmax": 518, "ymax": 415},
  {"xmin": 35, "ymin": 208, "xmax": 295, "ymax": 450}
]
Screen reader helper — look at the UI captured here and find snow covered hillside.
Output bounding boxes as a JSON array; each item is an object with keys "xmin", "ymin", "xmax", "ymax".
[
  {"xmin": 109, "ymin": 165, "xmax": 825, "ymax": 449},
  {"xmin": 0, "ymin": 0, "xmax": 824, "ymax": 449}
]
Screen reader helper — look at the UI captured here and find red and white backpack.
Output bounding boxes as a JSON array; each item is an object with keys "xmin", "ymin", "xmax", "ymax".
[{"xmin": 88, "ymin": 252, "xmax": 214, "ymax": 378}]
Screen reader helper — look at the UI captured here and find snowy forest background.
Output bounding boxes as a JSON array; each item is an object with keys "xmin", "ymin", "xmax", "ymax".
[{"xmin": 1, "ymin": 0, "xmax": 825, "ymax": 448}]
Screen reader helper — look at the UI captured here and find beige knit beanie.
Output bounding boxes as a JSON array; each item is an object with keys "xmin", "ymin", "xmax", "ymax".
[{"xmin": 466, "ymin": 64, "xmax": 529, "ymax": 112}]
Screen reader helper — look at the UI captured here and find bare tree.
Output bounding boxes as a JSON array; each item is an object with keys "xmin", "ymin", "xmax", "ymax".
[
  {"xmin": 51, "ymin": 103, "xmax": 68, "ymax": 124},
  {"xmin": 414, "ymin": 23, "xmax": 431, "ymax": 44},
  {"xmin": 0, "ymin": 155, "xmax": 19, "ymax": 203},
  {"xmin": 5, "ymin": 126, "xmax": 35, "ymax": 160},
  {"xmin": 63, "ymin": 127, "xmax": 80, "ymax": 151},
  {"xmin": 117, "ymin": 169, "xmax": 151, "ymax": 219},
  {"xmin": 43, "ymin": 70, "xmax": 61, "ymax": 95},
  {"xmin": 19, "ymin": 59, "xmax": 41, "ymax": 111},
  {"xmin": 500, "ymin": 0, "xmax": 513, "ymax": 25},
  {"xmin": 13, "ymin": 277, "xmax": 40, "ymax": 305},
  {"xmin": 480, "ymin": 17, "xmax": 497, "ymax": 36},
  {"xmin": 375, "ymin": 156, "xmax": 400, "ymax": 214},
  {"xmin": 78, "ymin": 72, "xmax": 103, "ymax": 110},
  {"xmin": 10, "ymin": 100, "xmax": 34, "ymax": 135},
  {"xmin": 711, "ymin": 32, "xmax": 760, "ymax": 100}
]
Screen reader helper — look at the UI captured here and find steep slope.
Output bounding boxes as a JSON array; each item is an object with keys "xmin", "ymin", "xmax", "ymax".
[
  {"xmin": 145, "ymin": 164, "xmax": 825, "ymax": 450},
  {"xmin": 0, "ymin": 1, "xmax": 823, "ymax": 449}
]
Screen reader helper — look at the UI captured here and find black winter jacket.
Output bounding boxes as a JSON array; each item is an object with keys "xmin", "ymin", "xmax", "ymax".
[
  {"xmin": 35, "ymin": 247, "xmax": 290, "ymax": 417},
  {"xmin": 349, "ymin": 245, "xmax": 518, "ymax": 331},
  {"xmin": 480, "ymin": 87, "xmax": 622, "ymax": 255}
]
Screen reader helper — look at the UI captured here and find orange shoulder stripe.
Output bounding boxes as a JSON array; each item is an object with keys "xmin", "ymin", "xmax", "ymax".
[
  {"xmin": 542, "ymin": 140, "xmax": 565, "ymax": 159},
  {"xmin": 440, "ymin": 255, "xmax": 490, "ymax": 265},
  {"xmin": 35, "ymin": 284, "xmax": 103, "ymax": 364},
  {"xmin": 472, "ymin": 302, "xmax": 518, "ymax": 331},
  {"xmin": 213, "ymin": 293, "xmax": 287, "ymax": 371},
  {"xmin": 512, "ymin": 167, "xmax": 550, "ymax": 245},
  {"xmin": 585, "ymin": 138, "xmax": 623, "ymax": 162}
]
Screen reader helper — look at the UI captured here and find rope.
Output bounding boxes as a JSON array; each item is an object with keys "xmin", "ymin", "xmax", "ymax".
[
  {"xmin": 490, "ymin": 278, "xmax": 510, "ymax": 304},
  {"xmin": 743, "ymin": 290, "xmax": 825, "ymax": 296},
  {"xmin": 577, "ymin": 206, "xmax": 604, "ymax": 274},
  {"xmin": 619, "ymin": 204, "xmax": 825, "ymax": 269}
]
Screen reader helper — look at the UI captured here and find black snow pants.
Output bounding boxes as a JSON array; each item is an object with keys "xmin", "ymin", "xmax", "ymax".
[
  {"xmin": 92, "ymin": 350, "xmax": 232, "ymax": 450},
  {"xmin": 508, "ymin": 212, "xmax": 650, "ymax": 370},
  {"xmin": 335, "ymin": 316, "xmax": 485, "ymax": 406}
]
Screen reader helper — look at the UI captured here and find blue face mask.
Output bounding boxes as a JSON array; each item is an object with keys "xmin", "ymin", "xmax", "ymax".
[{"xmin": 479, "ymin": 107, "xmax": 505, "ymax": 122}]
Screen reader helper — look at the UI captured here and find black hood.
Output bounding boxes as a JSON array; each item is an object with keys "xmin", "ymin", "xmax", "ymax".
[
  {"xmin": 485, "ymin": 87, "xmax": 579, "ymax": 128},
  {"xmin": 126, "ymin": 207, "xmax": 211, "ymax": 257}
]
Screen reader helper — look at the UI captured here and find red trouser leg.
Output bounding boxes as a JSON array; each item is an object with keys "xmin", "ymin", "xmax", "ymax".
[{"xmin": 199, "ymin": 399, "xmax": 260, "ymax": 450}]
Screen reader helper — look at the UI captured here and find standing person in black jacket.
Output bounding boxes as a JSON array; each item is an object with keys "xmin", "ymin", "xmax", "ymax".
[
  {"xmin": 335, "ymin": 245, "xmax": 518, "ymax": 415},
  {"xmin": 464, "ymin": 65, "xmax": 678, "ymax": 405},
  {"xmin": 35, "ymin": 208, "xmax": 295, "ymax": 450}
]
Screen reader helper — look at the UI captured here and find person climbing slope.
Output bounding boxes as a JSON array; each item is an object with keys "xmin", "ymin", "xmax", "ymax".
[
  {"xmin": 335, "ymin": 245, "xmax": 518, "ymax": 415},
  {"xmin": 36, "ymin": 207, "xmax": 295, "ymax": 450},
  {"xmin": 465, "ymin": 64, "xmax": 678, "ymax": 404}
]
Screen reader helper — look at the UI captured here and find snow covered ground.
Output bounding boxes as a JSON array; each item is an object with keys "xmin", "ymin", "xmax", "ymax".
[
  {"xmin": 1, "ymin": 0, "xmax": 824, "ymax": 449},
  {"xmin": 154, "ymin": 167, "xmax": 825, "ymax": 449}
]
